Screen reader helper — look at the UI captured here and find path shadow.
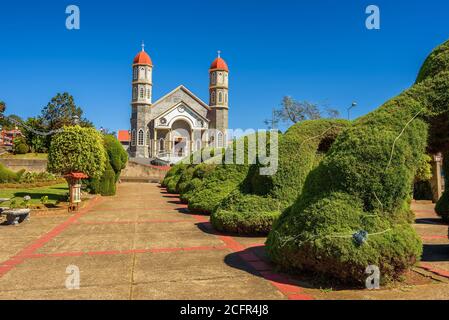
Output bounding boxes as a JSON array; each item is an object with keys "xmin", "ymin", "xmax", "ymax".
[
  {"xmin": 422, "ymin": 244, "xmax": 449, "ymax": 262},
  {"xmin": 13, "ymin": 192, "xmax": 65, "ymax": 203},
  {"xmin": 415, "ymin": 218, "xmax": 448, "ymax": 226},
  {"xmin": 223, "ymin": 245, "xmax": 363, "ymax": 291},
  {"xmin": 195, "ymin": 221, "xmax": 267, "ymax": 239}
]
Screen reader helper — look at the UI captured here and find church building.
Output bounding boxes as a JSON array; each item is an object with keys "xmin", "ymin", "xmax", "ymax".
[{"xmin": 129, "ymin": 44, "xmax": 229, "ymax": 161}]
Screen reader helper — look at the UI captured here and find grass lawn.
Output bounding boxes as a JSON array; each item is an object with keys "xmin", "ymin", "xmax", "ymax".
[
  {"xmin": 0, "ymin": 153, "xmax": 48, "ymax": 160},
  {"xmin": 0, "ymin": 183, "xmax": 68, "ymax": 206}
]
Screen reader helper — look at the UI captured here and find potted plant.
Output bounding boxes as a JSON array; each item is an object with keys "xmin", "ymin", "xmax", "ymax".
[{"xmin": 3, "ymin": 196, "xmax": 32, "ymax": 225}]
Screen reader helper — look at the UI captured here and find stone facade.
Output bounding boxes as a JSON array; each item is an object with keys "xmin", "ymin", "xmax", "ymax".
[{"xmin": 129, "ymin": 47, "xmax": 229, "ymax": 161}]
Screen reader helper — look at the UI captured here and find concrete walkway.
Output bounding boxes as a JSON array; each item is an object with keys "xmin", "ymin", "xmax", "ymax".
[
  {"xmin": 0, "ymin": 183, "xmax": 300, "ymax": 300},
  {"xmin": 1, "ymin": 184, "xmax": 449, "ymax": 300}
]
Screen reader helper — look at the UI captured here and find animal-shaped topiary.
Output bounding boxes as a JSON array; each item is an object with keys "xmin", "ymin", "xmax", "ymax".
[
  {"xmin": 267, "ymin": 40, "xmax": 449, "ymax": 284},
  {"xmin": 211, "ymin": 119, "xmax": 349, "ymax": 235}
]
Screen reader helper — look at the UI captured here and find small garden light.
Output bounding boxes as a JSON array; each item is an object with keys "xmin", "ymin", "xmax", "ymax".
[{"xmin": 353, "ymin": 230, "xmax": 369, "ymax": 246}]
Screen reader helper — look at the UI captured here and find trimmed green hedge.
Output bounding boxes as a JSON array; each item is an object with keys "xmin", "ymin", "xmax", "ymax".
[
  {"xmin": 162, "ymin": 164, "xmax": 186, "ymax": 194},
  {"xmin": 211, "ymin": 119, "xmax": 349, "ymax": 235},
  {"xmin": 0, "ymin": 163, "xmax": 19, "ymax": 183},
  {"xmin": 267, "ymin": 39, "xmax": 449, "ymax": 285},
  {"xmin": 436, "ymin": 152, "xmax": 449, "ymax": 221},
  {"xmin": 184, "ymin": 134, "xmax": 265, "ymax": 214},
  {"xmin": 88, "ymin": 134, "xmax": 128, "ymax": 196},
  {"xmin": 89, "ymin": 162, "xmax": 116, "ymax": 196},
  {"xmin": 179, "ymin": 163, "xmax": 216, "ymax": 204}
]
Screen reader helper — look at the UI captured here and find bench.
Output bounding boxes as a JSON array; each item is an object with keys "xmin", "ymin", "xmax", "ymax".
[{"xmin": 2, "ymin": 209, "xmax": 31, "ymax": 225}]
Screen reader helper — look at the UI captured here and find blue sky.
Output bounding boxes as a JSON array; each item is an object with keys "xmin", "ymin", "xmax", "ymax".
[{"xmin": 0, "ymin": 0, "xmax": 448, "ymax": 132}]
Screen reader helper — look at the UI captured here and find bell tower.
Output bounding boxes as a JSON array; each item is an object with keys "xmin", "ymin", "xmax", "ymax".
[
  {"xmin": 130, "ymin": 42, "xmax": 153, "ymax": 158},
  {"xmin": 209, "ymin": 51, "xmax": 229, "ymax": 142}
]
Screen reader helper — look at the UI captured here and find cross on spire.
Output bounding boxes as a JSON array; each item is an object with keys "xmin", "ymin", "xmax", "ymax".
[
  {"xmin": 141, "ymin": 41, "xmax": 145, "ymax": 52},
  {"xmin": 217, "ymin": 50, "xmax": 221, "ymax": 58}
]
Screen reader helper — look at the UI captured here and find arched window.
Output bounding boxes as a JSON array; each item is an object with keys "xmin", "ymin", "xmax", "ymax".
[
  {"xmin": 218, "ymin": 72, "xmax": 223, "ymax": 83},
  {"xmin": 133, "ymin": 87, "xmax": 137, "ymax": 99},
  {"xmin": 218, "ymin": 92, "xmax": 223, "ymax": 103},
  {"xmin": 146, "ymin": 130, "xmax": 151, "ymax": 146},
  {"xmin": 133, "ymin": 67, "xmax": 138, "ymax": 80},
  {"xmin": 211, "ymin": 92, "xmax": 215, "ymax": 104},
  {"xmin": 225, "ymin": 93, "xmax": 228, "ymax": 104},
  {"xmin": 140, "ymin": 88, "xmax": 144, "ymax": 99},
  {"xmin": 139, "ymin": 67, "xmax": 145, "ymax": 79},
  {"xmin": 138, "ymin": 129, "xmax": 144, "ymax": 146},
  {"xmin": 147, "ymin": 89, "xmax": 151, "ymax": 99},
  {"xmin": 196, "ymin": 139, "xmax": 202, "ymax": 151},
  {"xmin": 217, "ymin": 132, "xmax": 223, "ymax": 147},
  {"xmin": 131, "ymin": 130, "xmax": 136, "ymax": 146},
  {"xmin": 159, "ymin": 138, "xmax": 165, "ymax": 152}
]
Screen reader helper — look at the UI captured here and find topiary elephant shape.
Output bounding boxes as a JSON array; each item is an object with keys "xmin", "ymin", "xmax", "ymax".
[{"xmin": 267, "ymin": 39, "xmax": 449, "ymax": 284}]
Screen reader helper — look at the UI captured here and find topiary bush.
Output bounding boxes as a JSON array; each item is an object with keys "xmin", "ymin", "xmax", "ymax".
[
  {"xmin": 436, "ymin": 152, "xmax": 449, "ymax": 221},
  {"xmin": 211, "ymin": 119, "xmax": 348, "ymax": 235},
  {"xmin": 48, "ymin": 125, "xmax": 107, "ymax": 179},
  {"xmin": 161, "ymin": 147, "xmax": 223, "ymax": 195},
  {"xmin": 185, "ymin": 135, "xmax": 265, "ymax": 215},
  {"xmin": 103, "ymin": 134, "xmax": 128, "ymax": 182},
  {"xmin": 179, "ymin": 163, "xmax": 217, "ymax": 204},
  {"xmin": 89, "ymin": 162, "xmax": 116, "ymax": 196},
  {"xmin": 87, "ymin": 134, "xmax": 128, "ymax": 196},
  {"xmin": 0, "ymin": 163, "xmax": 19, "ymax": 183},
  {"xmin": 267, "ymin": 39, "xmax": 449, "ymax": 285},
  {"xmin": 162, "ymin": 163, "xmax": 187, "ymax": 194},
  {"xmin": 13, "ymin": 137, "xmax": 29, "ymax": 155}
]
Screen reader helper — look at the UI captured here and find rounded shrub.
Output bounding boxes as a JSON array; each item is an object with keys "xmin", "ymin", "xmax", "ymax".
[
  {"xmin": 13, "ymin": 137, "xmax": 30, "ymax": 155},
  {"xmin": 89, "ymin": 162, "xmax": 116, "ymax": 196},
  {"xmin": 185, "ymin": 135, "xmax": 262, "ymax": 214},
  {"xmin": 162, "ymin": 163, "xmax": 187, "ymax": 194},
  {"xmin": 267, "ymin": 39, "xmax": 449, "ymax": 285},
  {"xmin": 86, "ymin": 134, "xmax": 128, "ymax": 196},
  {"xmin": 0, "ymin": 163, "xmax": 19, "ymax": 183},
  {"xmin": 48, "ymin": 125, "xmax": 107, "ymax": 179},
  {"xmin": 211, "ymin": 119, "xmax": 349, "ymax": 235},
  {"xmin": 436, "ymin": 152, "xmax": 449, "ymax": 221}
]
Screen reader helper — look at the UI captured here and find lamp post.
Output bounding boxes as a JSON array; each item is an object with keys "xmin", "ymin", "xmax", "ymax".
[{"xmin": 347, "ymin": 102, "xmax": 357, "ymax": 120}]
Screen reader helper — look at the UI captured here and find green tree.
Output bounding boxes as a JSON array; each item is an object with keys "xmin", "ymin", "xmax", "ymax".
[
  {"xmin": 48, "ymin": 125, "xmax": 106, "ymax": 179},
  {"xmin": 0, "ymin": 101, "xmax": 5, "ymax": 120},
  {"xmin": 41, "ymin": 93, "xmax": 92, "ymax": 132},
  {"xmin": 12, "ymin": 136, "xmax": 29, "ymax": 154},
  {"xmin": 22, "ymin": 117, "xmax": 48, "ymax": 153},
  {"xmin": 2, "ymin": 114, "xmax": 23, "ymax": 130},
  {"xmin": 265, "ymin": 96, "xmax": 340, "ymax": 128}
]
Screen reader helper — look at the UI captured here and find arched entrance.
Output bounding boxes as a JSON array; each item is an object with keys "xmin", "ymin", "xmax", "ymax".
[{"xmin": 171, "ymin": 119, "xmax": 191, "ymax": 158}]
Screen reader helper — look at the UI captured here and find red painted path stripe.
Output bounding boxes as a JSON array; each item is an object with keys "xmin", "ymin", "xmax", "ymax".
[
  {"xmin": 190, "ymin": 214, "xmax": 314, "ymax": 300},
  {"xmin": 11, "ymin": 245, "xmax": 230, "ymax": 260},
  {"xmin": 0, "ymin": 196, "xmax": 102, "ymax": 278},
  {"xmin": 420, "ymin": 262, "xmax": 449, "ymax": 279},
  {"xmin": 74, "ymin": 219, "xmax": 192, "ymax": 225},
  {"xmin": 421, "ymin": 235, "xmax": 448, "ymax": 240}
]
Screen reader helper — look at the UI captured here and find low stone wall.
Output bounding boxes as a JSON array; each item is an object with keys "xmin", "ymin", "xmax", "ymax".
[
  {"xmin": 0, "ymin": 159, "xmax": 48, "ymax": 173},
  {"xmin": 120, "ymin": 160, "xmax": 170, "ymax": 183}
]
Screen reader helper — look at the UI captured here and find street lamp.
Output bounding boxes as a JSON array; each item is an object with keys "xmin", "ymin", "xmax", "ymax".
[{"xmin": 347, "ymin": 102, "xmax": 357, "ymax": 120}]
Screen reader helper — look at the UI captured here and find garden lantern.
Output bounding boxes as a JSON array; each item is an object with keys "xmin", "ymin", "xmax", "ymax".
[{"xmin": 64, "ymin": 172, "xmax": 89, "ymax": 212}]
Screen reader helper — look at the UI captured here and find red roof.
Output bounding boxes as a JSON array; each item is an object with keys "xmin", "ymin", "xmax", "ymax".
[
  {"xmin": 118, "ymin": 130, "xmax": 130, "ymax": 142},
  {"xmin": 65, "ymin": 172, "xmax": 89, "ymax": 179},
  {"xmin": 133, "ymin": 50, "xmax": 152, "ymax": 65},
  {"xmin": 210, "ymin": 57, "xmax": 229, "ymax": 72}
]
